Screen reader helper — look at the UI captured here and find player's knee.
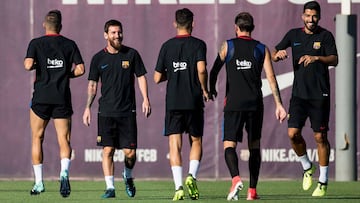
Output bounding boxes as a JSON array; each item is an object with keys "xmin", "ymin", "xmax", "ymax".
[
  {"xmin": 289, "ymin": 132, "xmax": 303, "ymax": 144},
  {"xmin": 314, "ymin": 132, "xmax": 328, "ymax": 144}
]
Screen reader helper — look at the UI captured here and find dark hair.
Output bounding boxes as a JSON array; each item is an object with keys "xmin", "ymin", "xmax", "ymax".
[
  {"xmin": 45, "ymin": 10, "xmax": 62, "ymax": 33},
  {"xmin": 304, "ymin": 1, "xmax": 321, "ymax": 18},
  {"xmin": 104, "ymin": 19, "xmax": 123, "ymax": 33},
  {"xmin": 234, "ymin": 12, "xmax": 254, "ymax": 32},
  {"xmin": 175, "ymin": 8, "xmax": 194, "ymax": 30}
]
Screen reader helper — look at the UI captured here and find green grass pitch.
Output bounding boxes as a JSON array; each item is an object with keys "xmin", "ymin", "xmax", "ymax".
[{"xmin": 0, "ymin": 180, "xmax": 359, "ymax": 202}]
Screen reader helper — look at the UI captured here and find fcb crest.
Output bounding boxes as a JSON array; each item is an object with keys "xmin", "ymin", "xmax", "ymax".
[
  {"xmin": 122, "ymin": 61, "xmax": 130, "ymax": 69},
  {"xmin": 313, "ymin": 42, "xmax": 321, "ymax": 50}
]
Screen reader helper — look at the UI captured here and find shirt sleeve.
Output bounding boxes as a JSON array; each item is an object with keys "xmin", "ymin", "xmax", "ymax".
[
  {"xmin": 275, "ymin": 30, "xmax": 292, "ymax": 51},
  {"xmin": 154, "ymin": 44, "xmax": 167, "ymax": 73},
  {"xmin": 25, "ymin": 39, "xmax": 36, "ymax": 59},
  {"xmin": 133, "ymin": 49, "xmax": 147, "ymax": 77},
  {"xmin": 72, "ymin": 43, "xmax": 84, "ymax": 65},
  {"xmin": 196, "ymin": 40, "xmax": 207, "ymax": 63},
  {"xmin": 88, "ymin": 54, "xmax": 100, "ymax": 82},
  {"xmin": 323, "ymin": 31, "xmax": 338, "ymax": 56}
]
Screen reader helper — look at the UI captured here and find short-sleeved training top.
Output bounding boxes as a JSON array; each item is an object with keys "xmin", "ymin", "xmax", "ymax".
[
  {"xmin": 275, "ymin": 27, "xmax": 338, "ymax": 100},
  {"xmin": 88, "ymin": 45, "xmax": 147, "ymax": 117},
  {"xmin": 155, "ymin": 35, "xmax": 207, "ymax": 110},
  {"xmin": 25, "ymin": 34, "xmax": 84, "ymax": 105},
  {"xmin": 223, "ymin": 36, "xmax": 265, "ymax": 111}
]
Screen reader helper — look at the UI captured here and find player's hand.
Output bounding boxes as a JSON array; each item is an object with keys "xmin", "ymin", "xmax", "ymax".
[
  {"xmin": 275, "ymin": 105, "xmax": 287, "ymax": 123},
  {"xmin": 82, "ymin": 108, "xmax": 91, "ymax": 126},
  {"xmin": 275, "ymin": 50, "xmax": 288, "ymax": 61},
  {"xmin": 209, "ymin": 89, "xmax": 217, "ymax": 100},
  {"xmin": 298, "ymin": 55, "xmax": 318, "ymax": 67},
  {"xmin": 202, "ymin": 90, "xmax": 211, "ymax": 102},
  {"xmin": 142, "ymin": 99, "xmax": 151, "ymax": 118}
]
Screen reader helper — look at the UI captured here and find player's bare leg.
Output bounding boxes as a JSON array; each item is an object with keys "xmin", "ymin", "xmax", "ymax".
[
  {"xmin": 186, "ymin": 136, "xmax": 201, "ymax": 200},
  {"xmin": 102, "ymin": 147, "xmax": 115, "ymax": 176},
  {"xmin": 101, "ymin": 146, "xmax": 116, "ymax": 198},
  {"xmin": 312, "ymin": 132, "xmax": 329, "ymax": 196},
  {"xmin": 54, "ymin": 118, "xmax": 72, "ymax": 197},
  {"xmin": 54, "ymin": 118, "xmax": 72, "ymax": 160},
  {"xmin": 30, "ymin": 109, "xmax": 48, "ymax": 195},
  {"xmin": 288, "ymin": 128, "xmax": 307, "ymax": 156},
  {"xmin": 169, "ymin": 134, "xmax": 185, "ymax": 200},
  {"xmin": 288, "ymin": 127, "xmax": 315, "ymax": 191}
]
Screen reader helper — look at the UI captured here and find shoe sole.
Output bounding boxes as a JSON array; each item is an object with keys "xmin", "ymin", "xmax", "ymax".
[{"xmin": 30, "ymin": 189, "xmax": 44, "ymax": 195}]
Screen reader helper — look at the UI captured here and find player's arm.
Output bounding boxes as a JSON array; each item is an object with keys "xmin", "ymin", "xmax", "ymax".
[
  {"xmin": 197, "ymin": 60, "xmax": 210, "ymax": 102},
  {"xmin": 137, "ymin": 75, "xmax": 151, "ymax": 118},
  {"xmin": 24, "ymin": 58, "xmax": 36, "ymax": 71},
  {"xmin": 153, "ymin": 70, "xmax": 167, "ymax": 84},
  {"xmin": 70, "ymin": 63, "xmax": 85, "ymax": 78},
  {"xmin": 82, "ymin": 80, "xmax": 98, "ymax": 126},
  {"xmin": 209, "ymin": 41, "xmax": 226, "ymax": 98},
  {"xmin": 263, "ymin": 47, "xmax": 287, "ymax": 123},
  {"xmin": 298, "ymin": 54, "xmax": 338, "ymax": 67}
]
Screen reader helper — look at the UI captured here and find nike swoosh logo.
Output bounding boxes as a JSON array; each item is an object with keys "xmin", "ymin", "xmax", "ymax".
[
  {"xmin": 101, "ymin": 64, "xmax": 109, "ymax": 69},
  {"xmin": 261, "ymin": 66, "xmax": 335, "ymax": 97}
]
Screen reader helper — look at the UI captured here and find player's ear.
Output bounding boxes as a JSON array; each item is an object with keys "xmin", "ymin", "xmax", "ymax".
[
  {"xmin": 173, "ymin": 21, "xmax": 177, "ymax": 29},
  {"xmin": 104, "ymin": 32, "xmax": 108, "ymax": 40},
  {"xmin": 234, "ymin": 24, "xmax": 239, "ymax": 33}
]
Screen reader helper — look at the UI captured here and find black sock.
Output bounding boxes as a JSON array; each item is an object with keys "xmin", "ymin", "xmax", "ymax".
[
  {"xmin": 249, "ymin": 149, "xmax": 261, "ymax": 188},
  {"xmin": 225, "ymin": 147, "xmax": 239, "ymax": 178},
  {"xmin": 125, "ymin": 156, "xmax": 136, "ymax": 169}
]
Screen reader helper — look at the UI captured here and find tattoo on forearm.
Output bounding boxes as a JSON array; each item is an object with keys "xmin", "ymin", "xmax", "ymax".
[{"xmin": 86, "ymin": 94, "xmax": 95, "ymax": 108}]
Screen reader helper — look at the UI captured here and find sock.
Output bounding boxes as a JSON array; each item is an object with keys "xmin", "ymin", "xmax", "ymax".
[
  {"xmin": 248, "ymin": 187, "xmax": 257, "ymax": 193},
  {"xmin": 224, "ymin": 147, "xmax": 239, "ymax": 178},
  {"xmin": 298, "ymin": 154, "xmax": 311, "ymax": 170},
  {"xmin": 125, "ymin": 156, "xmax": 136, "ymax": 169},
  {"xmin": 232, "ymin": 176, "xmax": 241, "ymax": 186},
  {"xmin": 105, "ymin": 176, "xmax": 115, "ymax": 189},
  {"xmin": 171, "ymin": 166, "xmax": 182, "ymax": 190},
  {"xmin": 33, "ymin": 164, "xmax": 43, "ymax": 184},
  {"xmin": 61, "ymin": 158, "xmax": 71, "ymax": 172},
  {"xmin": 249, "ymin": 149, "xmax": 261, "ymax": 188},
  {"xmin": 188, "ymin": 160, "xmax": 200, "ymax": 179},
  {"xmin": 124, "ymin": 166, "xmax": 132, "ymax": 179},
  {"xmin": 319, "ymin": 165, "xmax": 328, "ymax": 184}
]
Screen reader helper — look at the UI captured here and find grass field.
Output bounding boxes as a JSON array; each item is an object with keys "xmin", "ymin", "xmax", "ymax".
[{"xmin": 0, "ymin": 180, "xmax": 359, "ymax": 203}]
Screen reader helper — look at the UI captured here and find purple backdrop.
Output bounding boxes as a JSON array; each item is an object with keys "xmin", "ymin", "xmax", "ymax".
[{"xmin": 0, "ymin": 0, "xmax": 359, "ymax": 180}]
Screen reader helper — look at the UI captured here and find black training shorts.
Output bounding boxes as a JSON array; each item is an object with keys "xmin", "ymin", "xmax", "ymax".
[
  {"xmin": 31, "ymin": 102, "xmax": 73, "ymax": 120},
  {"xmin": 97, "ymin": 113, "xmax": 137, "ymax": 149},
  {"xmin": 288, "ymin": 96, "xmax": 330, "ymax": 132},
  {"xmin": 164, "ymin": 110, "xmax": 204, "ymax": 137},
  {"xmin": 223, "ymin": 109, "xmax": 263, "ymax": 143}
]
